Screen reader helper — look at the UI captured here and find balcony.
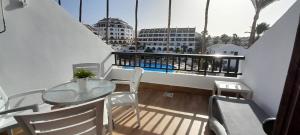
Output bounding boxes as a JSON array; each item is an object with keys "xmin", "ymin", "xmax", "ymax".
[{"xmin": 0, "ymin": 0, "xmax": 299, "ymax": 135}]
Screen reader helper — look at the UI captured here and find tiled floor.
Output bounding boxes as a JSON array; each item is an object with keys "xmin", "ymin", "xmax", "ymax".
[{"xmin": 112, "ymin": 89, "xmax": 211, "ymax": 135}]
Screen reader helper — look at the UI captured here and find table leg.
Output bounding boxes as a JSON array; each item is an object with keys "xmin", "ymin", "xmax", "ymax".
[{"xmin": 217, "ymin": 89, "xmax": 221, "ymax": 96}]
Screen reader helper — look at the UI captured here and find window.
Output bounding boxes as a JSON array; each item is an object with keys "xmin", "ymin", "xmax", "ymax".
[
  {"xmin": 110, "ymin": 28, "xmax": 113, "ymax": 31},
  {"xmin": 121, "ymin": 29, "xmax": 124, "ymax": 31},
  {"xmin": 177, "ymin": 43, "xmax": 180, "ymax": 46},
  {"xmin": 189, "ymin": 38, "xmax": 195, "ymax": 41},
  {"xmin": 223, "ymin": 51, "xmax": 227, "ymax": 54}
]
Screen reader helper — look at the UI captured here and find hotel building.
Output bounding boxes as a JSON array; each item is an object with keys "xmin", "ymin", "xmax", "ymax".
[{"xmin": 138, "ymin": 28, "xmax": 196, "ymax": 53}]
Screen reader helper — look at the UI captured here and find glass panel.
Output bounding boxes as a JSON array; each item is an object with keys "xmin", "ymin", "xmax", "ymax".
[{"xmin": 0, "ymin": 0, "xmax": 5, "ymax": 33}]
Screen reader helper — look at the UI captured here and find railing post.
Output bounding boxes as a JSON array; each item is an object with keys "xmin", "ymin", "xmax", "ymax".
[
  {"xmin": 166, "ymin": 56, "xmax": 169, "ymax": 73},
  {"xmin": 227, "ymin": 58, "xmax": 231, "ymax": 74},
  {"xmin": 234, "ymin": 58, "xmax": 240, "ymax": 75},
  {"xmin": 114, "ymin": 53, "xmax": 117, "ymax": 65},
  {"xmin": 204, "ymin": 57, "xmax": 208, "ymax": 76}
]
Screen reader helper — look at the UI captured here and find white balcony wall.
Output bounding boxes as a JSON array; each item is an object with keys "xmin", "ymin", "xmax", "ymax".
[
  {"xmin": 241, "ymin": 1, "xmax": 299, "ymax": 116},
  {"xmin": 0, "ymin": 0, "xmax": 114, "ymax": 96},
  {"xmin": 108, "ymin": 68, "xmax": 239, "ymax": 91}
]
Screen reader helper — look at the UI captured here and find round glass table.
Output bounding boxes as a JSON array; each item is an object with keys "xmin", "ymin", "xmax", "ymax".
[{"xmin": 43, "ymin": 79, "xmax": 116, "ymax": 106}]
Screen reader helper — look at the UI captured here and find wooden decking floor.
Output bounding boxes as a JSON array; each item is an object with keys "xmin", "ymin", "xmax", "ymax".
[
  {"xmin": 112, "ymin": 89, "xmax": 210, "ymax": 135},
  {"xmin": 1, "ymin": 88, "xmax": 211, "ymax": 135}
]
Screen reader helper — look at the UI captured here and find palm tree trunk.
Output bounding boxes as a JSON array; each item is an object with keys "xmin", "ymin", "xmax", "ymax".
[
  {"xmin": 79, "ymin": 0, "xmax": 82, "ymax": 22},
  {"xmin": 135, "ymin": 0, "xmax": 138, "ymax": 52},
  {"xmin": 248, "ymin": 9, "xmax": 260, "ymax": 47},
  {"xmin": 167, "ymin": 0, "xmax": 172, "ymax": 53},
  {"xmin": 202, "ymin": 0, "xmax": 210, "ymax": 54},
  {"xmin": 106, "ymin": 0, "xmax": 109, "ymax": 44}
]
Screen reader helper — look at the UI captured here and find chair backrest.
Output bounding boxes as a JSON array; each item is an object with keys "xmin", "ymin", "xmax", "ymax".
[
  {"xmin": 14, "ymin": 98, "xmax": 105, "ymax": 135},
  {"xmin": 0, "ymin": 86, "xmax": 8, "ymax": 111},
  {"xmin": 129, "ymin": 67, "xmax": 144, "ymax": 93},
  {"xmin": 73, "ymin": 63, "xmax": 101, "ymax": 79}
]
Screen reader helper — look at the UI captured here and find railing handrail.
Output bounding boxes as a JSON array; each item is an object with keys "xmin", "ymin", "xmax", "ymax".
[
  {"xmin": 112, "ymin": 52, "xmax": 245, "ymax": 77},
  {"xmin": 112, "ymin": 52, "xmax": 245, "ymax": 59}
]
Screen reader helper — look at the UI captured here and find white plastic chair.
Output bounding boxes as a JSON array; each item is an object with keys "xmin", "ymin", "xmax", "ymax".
[
  {"xmin": 14, "ymin": 98, "xmax": 107, "ymax": 135},
  {"xmin": 73, "ymin": 63, "xmax": 101, "ymax": 79},
  {"xmin": 0, "ymin": 86, "xmax": 51, "ymax": 135},
  {"xmin": 107, "ymin": 67, "xmax": 144, "ymax": 132}
]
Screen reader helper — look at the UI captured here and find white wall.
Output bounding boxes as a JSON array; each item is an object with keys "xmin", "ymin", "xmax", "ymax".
[
  {"xmin": 0, "ymin": 0, "xmax": 114, "ymax": 96},
  {"xmin": 242, "ymin": 1, "xmax": 299, "ymax": 116},
  {"xmin": 108, "ymin": 68, "xmax": 239, "ymax": 91},
  {"xmin": 207, "ymin": 44, "xmax": 248, "ymax": 56}
]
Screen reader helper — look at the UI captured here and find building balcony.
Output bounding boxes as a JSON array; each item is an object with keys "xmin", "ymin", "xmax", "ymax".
[{"xmin": 0, "ymin": 0, "xmax": 299, "ymax": 134}]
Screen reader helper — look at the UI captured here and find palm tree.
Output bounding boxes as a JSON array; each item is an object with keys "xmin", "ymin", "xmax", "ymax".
[
  {"xmin": 220, "ymin": 34, "xmax": 231, "ymax": 44},
  {"xmin": 134, "ymin": 0, "xmax": 139, "ymax": 52},
  {"xmin": 167, "ymin": 0, "xmax": 172, "ymax": 53},
  {"xmin": 202, "ymin": 0, "xmax": 210, "ymax": 53},
  {"xmin": 248, "ymin": 0, "xmax": 277, "ymax": 46},
  {"xmin": 256, "ymin": 22, "xmax": 269, "ymax": 38},
  {"xmin": 232, "ymin": 34, "xmax": 241, "ymax": 45}
]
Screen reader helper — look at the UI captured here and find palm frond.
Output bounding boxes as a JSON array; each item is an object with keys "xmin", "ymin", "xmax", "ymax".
[
  {"xmin": 250, "ymin": 0, "xmax": 258, "ymax": 9},
  {"xmin": 250, "ymin": 0, "xmax": 278, "ymax": 10},
  {"xmin": 261, "ymin": 0, "xmax": 278, "ymax": 9}
]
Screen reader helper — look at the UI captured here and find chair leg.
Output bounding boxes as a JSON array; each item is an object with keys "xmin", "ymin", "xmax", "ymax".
[
  {"xmin": 7, "ymin": 129, "xmax": 13, "ymax": 135},
  {"xmin": 107, "ymin": 105, "xmax": 113, "ymax": 134},
  {"xmin": 135, "ymin": 104, "xmax": 141, "ymax": 127}
]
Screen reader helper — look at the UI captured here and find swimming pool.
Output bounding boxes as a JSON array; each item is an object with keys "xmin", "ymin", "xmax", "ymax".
[{"xmin": 124, "ymin": 63, "xmax": 175, "ymax": 72}]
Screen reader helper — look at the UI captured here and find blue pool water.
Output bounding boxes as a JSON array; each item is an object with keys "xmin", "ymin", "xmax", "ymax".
[{"xmin": 124, "ymin": 63, "xmax": 175, "ymax": 72}]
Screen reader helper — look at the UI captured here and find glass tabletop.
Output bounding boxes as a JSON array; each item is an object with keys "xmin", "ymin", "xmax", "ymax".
[{"xmin": 43, "ymin": 79, "xmax": 116, "ymax": 106}]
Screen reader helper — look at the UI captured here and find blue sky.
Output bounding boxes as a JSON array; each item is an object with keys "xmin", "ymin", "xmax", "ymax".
[{"xmin": 59, "ymin": 0, "xmax": 296, "ymax": 37}]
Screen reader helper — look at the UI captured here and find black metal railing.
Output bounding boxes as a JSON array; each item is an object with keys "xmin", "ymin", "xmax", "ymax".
[{"xmin": 112, "ymin": 52, "xmax": 245, "ymax": 77}]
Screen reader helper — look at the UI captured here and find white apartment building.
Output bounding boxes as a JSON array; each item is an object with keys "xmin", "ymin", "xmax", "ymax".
[
  {"xmin": 207, "ymin": 44, "xmax": 248, "ymax": 56},
  {"xmin": 94, "ymin": 18, "xmax": 134, "ymax": 45},
  {"xmin": 138, "ymin": 28, "xmax": 196, "ymax": 53}
]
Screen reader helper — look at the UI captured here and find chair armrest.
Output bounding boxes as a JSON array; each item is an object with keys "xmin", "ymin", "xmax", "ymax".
[
  {"xmin": 8, "ymin": 89, "xmax": 46, "ymax": 100},
  {"xmin": 0, "ymin": 104, "xmax": 39, "ymax": 115},
  {"xmin": 209, "ymin": 117, "xmax": 227, "ymax": 135},
  {"xmin": 111, "ymin": 80, "xmax": 130, "ymax": 85},
  {"xmin": 109, "ymin": 91, "xmax": 136, "ymax": 96}
]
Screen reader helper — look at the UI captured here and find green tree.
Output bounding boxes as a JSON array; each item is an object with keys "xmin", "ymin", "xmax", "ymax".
[
  {"xmin": 175, "ymin": 48, "xmax": 180, "ymax": 53},
  {"xmin": 248, "ymin": 0, "xmax": 277, "ymax": 46},
  {"xmin": 181, "ymin": 45, "xmax": 188, "ymax": 53},
  {"xmin": 256, "ymin": 22, "xmax": 269, "ymax": 38},
  {"xmin": 232, "ymin": 34, "xmax": 241, "ymax": 45},
  {"xmin": 144, "ymin": 47, "xmax": 153, "ymax": 53},
  {"xmin": 220, "ymin": 34, "xmax": 231, "ymax": 44},
  {"xmin": 213, "ymin": 36, "xmax": 220, "ymax": 44}
]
